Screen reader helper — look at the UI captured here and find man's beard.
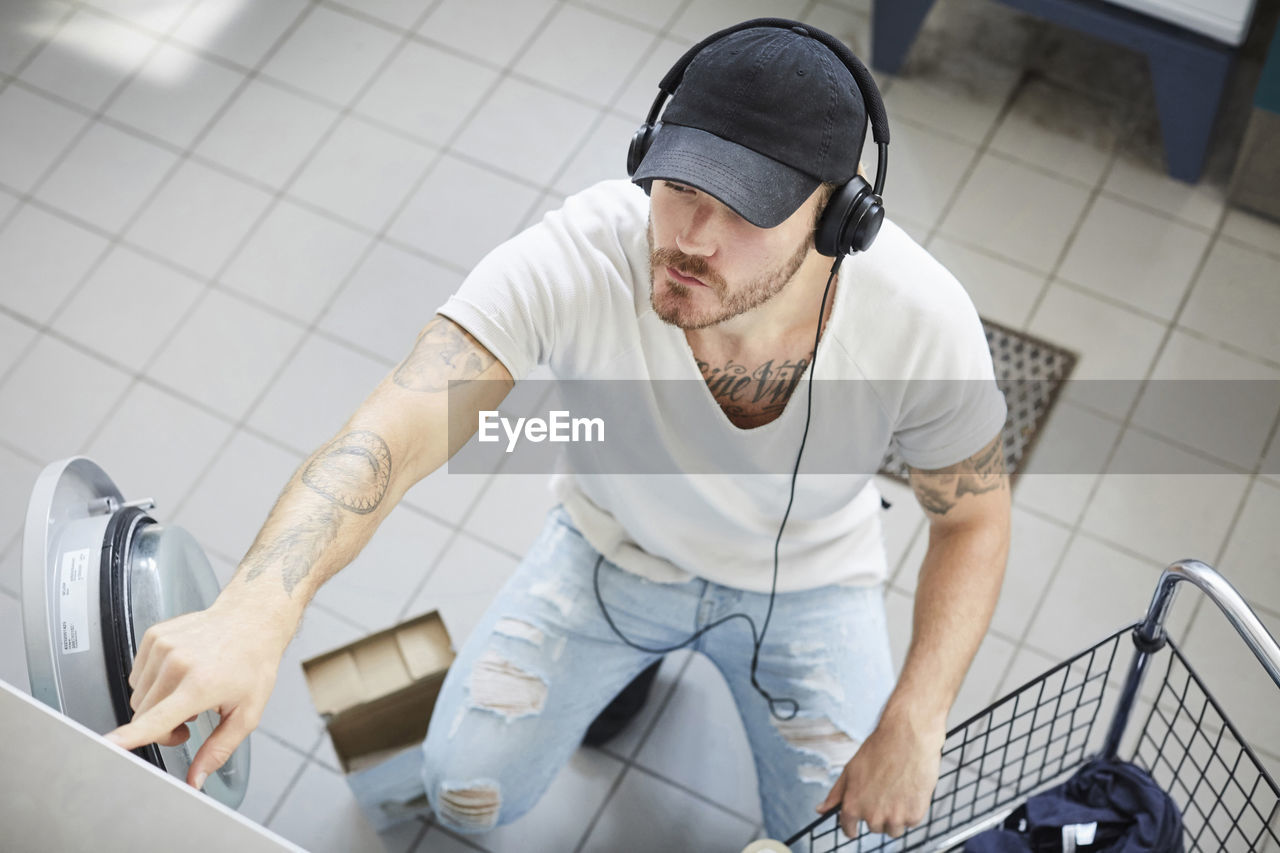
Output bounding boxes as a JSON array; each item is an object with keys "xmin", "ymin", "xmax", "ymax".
[{"xmin": 647, "ymin": 217, "xmax": 812, "ymax": 331}]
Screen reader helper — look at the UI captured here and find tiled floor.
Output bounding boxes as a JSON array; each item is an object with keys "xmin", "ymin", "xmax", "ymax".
[{"xmin": 2, "ymin": 0, "xmax": 1280, "ymax": 851}]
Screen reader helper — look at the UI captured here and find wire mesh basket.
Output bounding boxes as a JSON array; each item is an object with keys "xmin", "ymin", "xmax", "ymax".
[{"xmin": 786, "ymin": 561, "xmax": 1280, "ymax": 852}]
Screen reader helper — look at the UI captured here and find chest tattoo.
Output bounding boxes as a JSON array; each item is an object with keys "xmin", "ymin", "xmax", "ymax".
[{"xmin": 695, "ymin": 353, "xmax": 814, "ymax": 426}]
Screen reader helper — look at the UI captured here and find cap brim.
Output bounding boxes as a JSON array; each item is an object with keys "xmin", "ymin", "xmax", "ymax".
[{"xmin": 631, "ymin": 124, "xmax": 820, "ymax": 229}]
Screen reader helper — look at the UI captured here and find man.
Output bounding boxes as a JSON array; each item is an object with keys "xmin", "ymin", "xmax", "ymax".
[{"xmin": 106, "ymin": 20, "xmax": 1011, "ymax": 847}]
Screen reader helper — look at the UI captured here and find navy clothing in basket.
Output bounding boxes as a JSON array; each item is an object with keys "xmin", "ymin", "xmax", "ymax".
[{"xmin": 965, "ymin": 758, "xmax": 1183, "ymax": 852}]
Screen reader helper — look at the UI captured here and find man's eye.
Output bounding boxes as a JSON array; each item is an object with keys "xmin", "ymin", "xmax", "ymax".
[{"xmin": 664, "ymin": 181, "xmax": 692, "ymax": 194}]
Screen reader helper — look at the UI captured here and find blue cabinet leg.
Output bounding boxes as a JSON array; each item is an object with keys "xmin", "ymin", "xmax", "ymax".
[
  {"xmin": 1147, "ymin": 44, "xmax": 1235, "ymax": 182},
  {"xmin": 871, "ymin": 0, "xmax": 938, "ymax": 73}
]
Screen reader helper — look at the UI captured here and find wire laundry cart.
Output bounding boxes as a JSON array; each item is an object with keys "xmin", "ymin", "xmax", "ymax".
[{"xmin": 787, "ymin": 560, "xmax": 1280, "ymax": 852}]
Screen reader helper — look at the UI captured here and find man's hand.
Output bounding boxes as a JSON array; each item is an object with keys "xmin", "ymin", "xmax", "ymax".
[
  {"xmin": 816, "ymin": 711, "xmax": 945, "ymax": 839},
  {"xmin": 103, "ymin": 598, "xmax": 291, "ymax": 791}
]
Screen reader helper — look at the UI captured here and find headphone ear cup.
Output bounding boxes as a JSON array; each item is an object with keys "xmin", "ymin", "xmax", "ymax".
[
  {"xmin": 627, "ymin": 124, "xmax": 654, "ymax": 178},
  {"xmin": 848, "ymin": 194, "xmax": 884, "ymax": 254},
  {"xmin": 814, "ymin": 178, "xmax": 865, "ymax": 257}
]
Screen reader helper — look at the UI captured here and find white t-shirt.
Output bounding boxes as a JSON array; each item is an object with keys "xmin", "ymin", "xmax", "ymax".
[{"xmin": 437, "ymin": 180, "xmax": 1007, "ymax": 593}]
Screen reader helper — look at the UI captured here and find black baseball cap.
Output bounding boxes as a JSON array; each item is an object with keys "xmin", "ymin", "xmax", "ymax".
[{"xmin": 631, "ymin": 25, "xmax": 866, "ymax": 229}]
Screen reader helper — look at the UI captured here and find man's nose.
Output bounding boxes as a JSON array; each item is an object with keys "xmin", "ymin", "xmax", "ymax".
[{"xmin": 674, "ymin": 200, "xmax": 718, "ymax": 257}]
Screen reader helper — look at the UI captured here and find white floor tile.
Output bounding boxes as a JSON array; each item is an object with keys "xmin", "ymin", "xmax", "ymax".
[
  {"xmin": 194, "ymin": 76, "xmax": 339, "ymax": 189},
  {"xmin": 452, "ymin": 76, "xmax": 599, "ymax": 187},
  {"xmin": 462, "ymin": 476, "xmax": 558, "ymax": 558},
  {"xmin": 289, "ymin": 114, "xmax": 436, "ymax": 232},
  {"xmin": 51, "ymin": 245, "xmax": 205, "ymax": 372},
  {"xmin": 1180, "ymin": 239, "xmax": 1280, "ymax": 365},
  {"xmin": 991, "ymin": 508, "xmax": 1071, "ymax": 639},
  {"xmin": 0, "ymin": 445, "xmax": 42, "ymax": 576},
  {"xmin": 0, "ymin": 314, "xmax": 38, "ymax": 374},
  {"xmin": 928, "ymin": 236, "xmax": 1044, "ymax": 330},
  {"xmin": 668, "ymin": 0, "xmax": 808, "ymax": 43},
  {"xmin": 171, "ymin": 428, "xmax": 305, "ymax": 567},
  {"xmin": 1102, "ymin": 153, "xmax": 1227, "ymax": 231},
  {"xmin": 885, "ymin": 581, "xmax": 914, "ymax": 672},
  {"xmin": 388, "ymin": 154, "xmax": 540, "ymax": 270},
  {"xmin": 82, "ymin": 0, "xmax": 199, "ymax": 33},
  {"xmin": 148, "ymin": 288, "xmax": 306, "ymax": 420},
  {"xmin": 583, "ymin": 0, "xmax": 684, "ymax": 29},
  {"xmin": 237, "ymin": 730, "xmax": 308, "ymax": 827},
  {"xmin": 0, "ymin": 0, "xmax": 72, "ymax": 77},
  {"xmin": 417, "ymin": 0, "xmax": 556, "ymax": 68},
  {"xmin": 987, "ymin": 77, "xmax": 1118, "ymax": 187},
  {"xmin": 1027, "ymin": 283, "xmax": 1167, "ymax": 419},
  {"xmin": 1081, "ymin": 430, "xmax": 1249, "ymax": 567},
  {"xmin": 105, "ymin": 42, "xmax": 246, "ymax": 149},
  {"xmin": 515, "ymin": 4, "xmax": 653, "ymax": 106},
  {"xmin": 0, "ymin": 188, "xmax": 17, "ymax": 223},
  {"xmin": 1023, "ymin": 535, "xmax": 1190, "ymax": 661},
  {"xmin": 174, "ymin": 0, "xmax": 309, "ymax": 70},
  {"xmin": 1217, "ymin": 478, "xmax": 1280, "ymax": 615},
  {"xmin": 0, "ymin": 84, "xmax": 89, "ymax": 193},
  {"xmin": 0, "ymin": 203, "xmax": 110, "ymax": 324},
  {"xmin": 881, "ymin": 57, "xmax": 1020, "ymax": 147},
  {"xmin": 259, "ymin": 4, "xmax": 402, "ymax": 107},
  {"xmin": 580, "ymin": 766, "xmax": 758, "ymax": 853},
  {"xmin": 949, "ymin": 632, "xmax": 1017, "ymax": 730},
  {"xmin": 312, "ymin": 503, "xmax": 451, "ymax": 633},
  {"xmin": 0, "ymin": 538, "xmax": 21, "ymax": 603},
  {"xmin": 127, "ymin": 159, "xmax": 275, "ymax": 278},
  {"xmin": 317, "ymin": 242, "xmax": 463, "ymax": 364},
  {"xmin": 407, "ymin": 532, "xmax": 520, "ymax": 645},
  {"xmin": 1180, "ymin": 601, "xmax": 1280, "ymax": 762},
  {"xmin": 83, "ymin": 380, "xmax": 234, "ymax": 514},
  {"xmin": 611, "ymin": 37, "xmax": 692, "ymax": 123},
  {"xmin": 413, "ymin": 826, "xmax": 484, "ymax": 852},
  {"xmin": 354, "ymin": 40, "xmax": 499, "ymax": 147},
  {"xmin": 19, "ymin": 6, "xmax": 157, "ymax": 111},
  {"xmin": 1012, "ymin": 393, "xmax": 1122, "ymax": 527},
  {"xmin": 0, "ymin": 591, "xmax": 29, "ymax": 693},
  {"xmin": 330, "ymin": 0, "xmax": 437, "ymax": 30},
  {"xmin": 400, "ymin": 467, "xmax": 492, "ymax": 528},
  {"xmin": 1132, "ymin": 330, "xmax": 1280, "ymax": 471},
  {"xmin": 221, "ymin": 199, "xmax": 372, "ymax": 326},
  {"xmin": 474, "ymin": 748, "xmax": 626, "ymax": 853},
  {"xmin": 552, "ymin": 114, "xmax": 636, "ymax": 196},
  {"xmin": 247, "ymin": 334, "xmax": 388, "ymax": 453},
  {"xmin": 1058, "ymin": 195, "xmax": 1212, "ymax": 321},
  {"xmin": 992, "ymin": 643, "xmax": 1057, "ymax": 702},
  {"xmin": 938, "ymin": 153, "xmax": 1092, "ymax": 274},
  {"xmin": 1220, "ymin": 208, "xmax": 1280, "ymax": 256},
  {"xmin": 0, "ymin": 333, "xmax": 132, "ymax": 461},
  {"xmin": 267, "ymin": 759, "xmax": 396, "ymax": 852},
  {"xmin": 36, "ymin": 121, "xmax": 179, "ymax": 234},
  {"xmin": 633, "ymin": 653, "xmax": 762, "ymax": 824},
  {"xmin": 879, "ymin": 119, "xmax": 978, "ymax": 229},
  {"xmin": 798, "ymin": 2, "xmax": 872, "ymax": 60}
]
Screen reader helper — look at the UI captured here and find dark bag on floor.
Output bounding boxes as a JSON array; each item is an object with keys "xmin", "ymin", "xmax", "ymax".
[{"xmin": 964, "ymin": 758, "xmax": 1183, "ymax": 852}]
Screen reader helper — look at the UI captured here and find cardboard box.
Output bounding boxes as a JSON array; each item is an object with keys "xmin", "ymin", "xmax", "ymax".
[{"xmin": 302, "ymin": 611, "xmax": 455, "ymax": 831}]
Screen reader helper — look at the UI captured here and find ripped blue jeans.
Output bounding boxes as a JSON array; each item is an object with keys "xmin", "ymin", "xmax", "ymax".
[{"xmin": 421, "ymin": 504, "xmax": 897, "ymax": 846}]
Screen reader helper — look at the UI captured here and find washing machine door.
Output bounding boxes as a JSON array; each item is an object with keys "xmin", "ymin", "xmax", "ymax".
[{"xmin": 21, "ymin": 456, "xmax": 250, "ymax": 809}]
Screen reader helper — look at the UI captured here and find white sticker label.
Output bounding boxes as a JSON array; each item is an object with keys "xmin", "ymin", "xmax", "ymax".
[{"xmin": 59, "ymin": 548, "xmax": 92, "ymax": 655}]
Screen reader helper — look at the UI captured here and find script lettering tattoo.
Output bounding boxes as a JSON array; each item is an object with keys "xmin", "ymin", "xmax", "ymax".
[
  {"xmin": 394, "ymin": 316, "xmax": 497, "ymax": 392},
  {"xmin": 242, "ymin": 503, "xmax": 343, "ymax": 597},
  {"xmin": 909, "ymin": 434, "xmax": 1008, "ymax": 516},
  {"xmin": 697, "ymin": 353, "xmax": 813, "ymax": 418},
  {"xmin": 301, "ymin": 430, "xmax": 392, "ymax": 514}
]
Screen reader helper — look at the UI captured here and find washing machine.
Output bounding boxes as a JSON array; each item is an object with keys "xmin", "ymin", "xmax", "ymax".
[
  {"xmin": 1105, "ymin": 0, "xmax": 1259, "ymax": 45},
  {"xmin": 21, "ymin": 455, "xmax": 250, "ymax": 809}
]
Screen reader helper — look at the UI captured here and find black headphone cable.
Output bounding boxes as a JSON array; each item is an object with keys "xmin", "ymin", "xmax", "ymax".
[{"xmin": 592, "ymin": 254, "xmax": 845, "ymax": 721}]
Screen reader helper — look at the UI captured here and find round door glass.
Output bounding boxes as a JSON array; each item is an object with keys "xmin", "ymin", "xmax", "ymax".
[{"xmin": 128, "ymin": 523, "xmax": 250, "ymax": 809}]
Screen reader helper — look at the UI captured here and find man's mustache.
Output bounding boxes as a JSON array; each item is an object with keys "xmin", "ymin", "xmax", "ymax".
[{"xmin": 651, "ymin": 247, "xmax": 726, "ymax": 289}]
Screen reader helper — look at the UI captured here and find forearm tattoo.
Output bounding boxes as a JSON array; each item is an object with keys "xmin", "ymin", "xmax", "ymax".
[
  {"xmin": 394, "ymin": 316, "xmax": 497, "ymax": 392},
  {"xmin": 910, "ymin": 434, "xmax": 1008, "ymax": 516},
  {"xmin": 301, "ymin": 430, "xmax": 392, "ymax": 514},
  {"xmin": 241, "ymin": 430, "xmax": 392, "ymax": 596}
]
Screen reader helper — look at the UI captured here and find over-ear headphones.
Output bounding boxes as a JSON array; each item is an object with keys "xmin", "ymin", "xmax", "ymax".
[{"xmin": 626, "ymin": 17, "xmax": 890, "ymax": 258}]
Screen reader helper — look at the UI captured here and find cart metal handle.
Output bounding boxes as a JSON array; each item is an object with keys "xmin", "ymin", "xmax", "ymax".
[{"xmin": 1103, "ymin": 558, "xmax": 1280, "ymax": 759}]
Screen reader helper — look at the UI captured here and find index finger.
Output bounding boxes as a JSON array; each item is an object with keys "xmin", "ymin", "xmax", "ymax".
[{"xmin": 105, "ymin": 692, "xmax": 205, "ymax": 752}]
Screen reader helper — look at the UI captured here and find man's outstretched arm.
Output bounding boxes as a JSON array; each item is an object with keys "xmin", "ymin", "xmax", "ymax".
[{"xmin": 819, "ymin": 432, "xmax": 1012, "ymax": 838}]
